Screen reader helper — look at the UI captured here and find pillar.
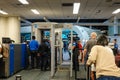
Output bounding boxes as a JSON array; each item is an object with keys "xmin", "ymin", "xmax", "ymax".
[
  {"xmin": 7, "ymin": 17, "xmax": 20, "ymax": 43},
  {"xmin": 0, "ymin": 16, "xmax": 20, "ymax": 43},
  {"xmin": 51, "ymin": 24, "xmax": 55, "ymax": 77},
  {"xmin": 113, "ymin": 16, "xmax": 118, "ymax": 35},
  {"xmin": 0, "ymin": 17, "xmax": 8, "ymax": 42}
]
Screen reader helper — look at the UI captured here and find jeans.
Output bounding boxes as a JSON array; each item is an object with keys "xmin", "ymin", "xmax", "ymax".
[{"xmin": 97, "ymin": 76, "xmax": 120, "ymax": 80}]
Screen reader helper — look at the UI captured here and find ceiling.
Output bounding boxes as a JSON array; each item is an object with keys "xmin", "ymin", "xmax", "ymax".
[{"xmin": 0, "ymin": 0, "xmax": 120, "ymax": 24}]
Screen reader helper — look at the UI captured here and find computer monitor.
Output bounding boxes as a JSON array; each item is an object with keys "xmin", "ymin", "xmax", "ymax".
[{"xmin": 2, "ymin": 37, "xmax": 11, "ymax": 43}]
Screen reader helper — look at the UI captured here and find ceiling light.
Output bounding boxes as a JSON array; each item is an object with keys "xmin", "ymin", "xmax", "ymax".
[
  {"xmin": 73, "ymin": 3, "xmax": 80, "ymax": 14},
  {"xmin": 31, "ymin": 9, "xmax": 40, "ymax": 14},
  {"xmin": 18, "ymin": 0, "xmax": 29, "ymax": 4},
  {"xmin": 43, "ymin": 17, "xmax": 50, "ymax": 22},
  {"xmin": 112, "ymin": 8, "xmax": 120, "ymax": 14},
  {"xmin": 0, "ymin": 10, "xmax": 8, "ymax": 15}
]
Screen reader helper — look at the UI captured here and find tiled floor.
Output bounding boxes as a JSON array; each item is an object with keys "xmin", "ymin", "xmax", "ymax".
[
  {"xmin": 0, "ymin": 64, "xmax": 86, "ymax": 80},
  {"xmin": 0, "ymin": 69, "xmax": 50, "ymax": 80}
]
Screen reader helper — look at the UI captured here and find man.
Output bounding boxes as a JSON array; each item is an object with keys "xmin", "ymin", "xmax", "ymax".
[
  {"xmin": 38, "ymin": 39, "xmax": 49, "ymax": 71},
  {"xmin": 82, "ymin": 32, "xmax": 97, "ymax": 80},
  {"xmin": 29, "ymin": 36, "xmax": 39, "ymax": 69},
  {"xmin": 113, "ymin": 39, "xmax": 118, "ymax": 56}
]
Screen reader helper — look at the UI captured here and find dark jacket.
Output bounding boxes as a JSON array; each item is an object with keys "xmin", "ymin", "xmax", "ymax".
[{"xmin": 38, "ymin": 42, "xmax": 49, "ymax": 55}]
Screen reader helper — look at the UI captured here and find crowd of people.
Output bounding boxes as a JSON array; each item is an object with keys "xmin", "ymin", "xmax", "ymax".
[
  {"xmin": 86, "ymin": 34, "xmax": 120, "ymax": 80},
  {"xmin": 0, "ymin": 32, "xmax": 120, "ymax": 80},
  {"xmin": 26, "ymin": 36, "xmax": 51, "ymax": 71},
  {"xmin": 66, "ymin": 32, "xmax": 120, "ymax": 80}
]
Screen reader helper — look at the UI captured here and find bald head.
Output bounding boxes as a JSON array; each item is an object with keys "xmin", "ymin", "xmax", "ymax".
[{"xmin": 90, "ymin": 32, "xmax": 97, "ymax": 39}]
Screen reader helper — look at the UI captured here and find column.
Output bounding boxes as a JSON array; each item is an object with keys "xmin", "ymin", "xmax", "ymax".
[
  {"xmin": 0, "ymin": 17, "xmax": 7, "ymax": 42},
  {"xmin": 51, "ymin": 24, "xmax": 55, "ymax": 77},
  {"xmin": 7, "ymin": 16, "xmax": 20, "ymax": 43},
  {"xmin": 114, "ymin": 16, "xmax": 118, "ymax": 35}
]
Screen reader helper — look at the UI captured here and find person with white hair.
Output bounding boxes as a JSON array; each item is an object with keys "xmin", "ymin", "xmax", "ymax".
[{"xmin": 82, "ymin": 32, "xmax": 97, "ymax": 80}]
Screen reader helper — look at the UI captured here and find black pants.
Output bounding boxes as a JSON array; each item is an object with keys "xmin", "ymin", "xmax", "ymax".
[
  {"xmin": 0, "ymin": 58, "xmax": 4, "ymax": 77},
  {"xmin": 30, "ymin": 50, "xmax": 39, "ymax": 68},
  {"xmin": 72, "ymin": 50, "xmax": 79, "ymax": 70},
  {"xmin": 40, "ymin": 54, "xmax": 48, "ymax": 71}
]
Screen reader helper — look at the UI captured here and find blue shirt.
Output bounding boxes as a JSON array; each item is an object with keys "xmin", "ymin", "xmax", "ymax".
[
  {"xmin": 114, "ymin": 43, "xmax": 118, "ymax": 49},
  {"xmin": 29, "ymin": 40, "xmax": 39, "ymax": 51}
]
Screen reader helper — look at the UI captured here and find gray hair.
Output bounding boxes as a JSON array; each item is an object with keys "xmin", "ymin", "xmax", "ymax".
[{"xmin": 91, "ymin": 32, "xmax": 97, "ymax": 37}]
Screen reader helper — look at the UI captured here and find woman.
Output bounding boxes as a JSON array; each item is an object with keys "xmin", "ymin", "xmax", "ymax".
[{"xmin": 87, "ymin": 35, "xmax": 120, "ymax": 80}]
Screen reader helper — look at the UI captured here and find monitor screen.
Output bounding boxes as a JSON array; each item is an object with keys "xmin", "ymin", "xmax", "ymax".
[{"xmin": 2, "ymin": 37, "xmax": 11, "ymax": 43}]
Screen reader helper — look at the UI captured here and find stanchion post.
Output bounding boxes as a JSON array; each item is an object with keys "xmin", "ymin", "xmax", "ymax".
[{"xmin": 15, "ymin": 75, "xmax": 22, "ymax": 80}]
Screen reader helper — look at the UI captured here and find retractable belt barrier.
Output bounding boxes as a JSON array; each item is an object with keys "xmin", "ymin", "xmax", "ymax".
[
  {"xmin": 74, "ymin": 48, "xmax": 90, "ymax": 80},
  {"xmin": 15, "ymin": 75, "xmax": 22, "ymax": 80},
  {"xmin": 86, "ymin": 66, "xmax": 91, "ymax": 80}
]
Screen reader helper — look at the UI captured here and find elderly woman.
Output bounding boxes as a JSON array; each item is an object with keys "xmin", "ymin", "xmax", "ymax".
[{"xmin": 87, "ymin": 35, "xmax": 120, "ymax": 80}]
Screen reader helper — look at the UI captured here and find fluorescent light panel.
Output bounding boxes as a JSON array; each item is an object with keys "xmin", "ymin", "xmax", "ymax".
[
  {"xmin": 73, "ymin": 3, "xmax": 80, "ymax": 14},
  {"xmin": 18, "ymin": 0, "xmax": 29, "ymax": 4},
  {"xmin": 31, "ymin": 9, "xmax": 40, "ymax": 14},
  {"xmin": 0, "ymin": 10, "xmax": 8, "ymax": 15},
  {"xmin": 112, "ymin": 8, "xmax": 120, "ymax": 14}
]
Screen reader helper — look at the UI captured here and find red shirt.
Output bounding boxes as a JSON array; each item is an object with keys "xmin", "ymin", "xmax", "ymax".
[{"xmin": 78, "ymin": 43, "xmax": 82, "ymax": 52}]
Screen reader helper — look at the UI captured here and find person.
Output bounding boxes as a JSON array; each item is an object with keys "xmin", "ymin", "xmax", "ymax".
[
  {"xmin": 86, "ymin": 35, "xmax": 120, "ymax": 80},
  {"xmin": 113, "ymin": 39, "xmax": 118, "ymax": 56},
  {"xmin": 82, "ymin": 32, "xmax": 97, "ymax": 80},
  {"xmin": 72, "ymin": 38, "xmax": 79, "ymax": 70},
  {"xmin": 38, "ymin": 39, "xmax": 49, "ymax": 71},
  {"xmin": 77, "ymin": 40, "xmax": 83, "ymax": 63},
  {"xmin": 29, "ymin": 36, "xmax": 39, "ymax": 69},
  {"xmin": 25, "ymin": 40, "xmax": 31, "ymax": 69},
  {"xmin": 68, "ymin": 41, "xmax": 72, "ymax": 59},
  {"xmin": 45, "ymin": 39, "xmax": 51, "ymax": 70}
]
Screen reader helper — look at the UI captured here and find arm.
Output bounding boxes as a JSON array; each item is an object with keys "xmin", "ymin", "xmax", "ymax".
[
  {"xmin": 82, "ymin": 41, "xmax": 89, "ymax": 63},
  {"xmin": 0, "ymin": 44, "xmax": 2, "ymax": 53},
  {"xmin": 86, "ymin": 46, "xmax": 97, "ymax": 66},
  {"xmin": 82, "ymin": 48, "xmax": 87, "ymax": 63}
]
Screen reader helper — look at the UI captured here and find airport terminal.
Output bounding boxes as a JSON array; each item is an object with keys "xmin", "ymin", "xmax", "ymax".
[{"xmin": 0, "ymin": 0, "xmax": 120, "ymax": 80}]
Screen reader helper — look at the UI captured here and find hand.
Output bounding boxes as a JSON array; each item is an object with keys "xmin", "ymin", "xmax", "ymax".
[{"xmin": 82, "ymin": 59, "xmax": 84, "ymax": 64}]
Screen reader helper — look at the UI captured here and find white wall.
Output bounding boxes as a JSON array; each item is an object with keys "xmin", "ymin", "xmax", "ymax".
[
  {"xmin": 0, "ymin": 16, "xmax": 20, "ymax": 43},
  {"xmin": 0, "ymin": 17, "xmax": 7, "ymax": 42}
]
